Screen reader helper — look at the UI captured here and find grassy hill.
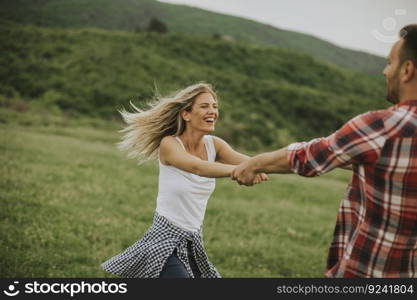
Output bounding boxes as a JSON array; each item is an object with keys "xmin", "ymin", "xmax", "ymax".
[
  {"xmin": 0, "ymin": 113, "xmax": 350, "ymax": 277},
  {"xmin": 0, "ymin": 21, "xmax": 387, "ymax": 151},
  {"xmin": 0, "ymin": 1, "xmax": 391, "ymax": 278},
  {"xmin": 0, "ymin": 0, "xmax": 385, "ymax": 75}
]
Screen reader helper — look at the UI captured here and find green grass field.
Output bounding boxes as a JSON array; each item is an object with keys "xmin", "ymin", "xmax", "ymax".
[{"xmin": 0, "ymin": 108, "xmax": 352, "ymax": 277}]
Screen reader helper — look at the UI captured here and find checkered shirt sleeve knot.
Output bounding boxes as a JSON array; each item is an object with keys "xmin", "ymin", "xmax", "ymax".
[{"xmin": 101, "ymin": 212, "xmax": 221, "ymax": 278}]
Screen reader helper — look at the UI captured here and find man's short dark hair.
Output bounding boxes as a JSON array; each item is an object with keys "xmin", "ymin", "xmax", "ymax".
[{"xmin": 399, "ymin": 24, "xmax": 417, "ymax": 67}]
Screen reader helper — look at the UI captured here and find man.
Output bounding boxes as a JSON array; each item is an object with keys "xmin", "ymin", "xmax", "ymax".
[{"xmin": 232, "ymin": 24, "xmax": 417, "ymax": 278}]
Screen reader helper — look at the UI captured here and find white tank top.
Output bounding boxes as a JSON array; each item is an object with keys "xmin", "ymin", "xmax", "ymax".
[{"xmin": 155, "ymin": 135, "xmax": 216, "ymax": 232}]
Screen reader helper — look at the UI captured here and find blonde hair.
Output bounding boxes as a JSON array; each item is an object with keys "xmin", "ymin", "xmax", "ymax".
[{"xmin": 117, "ymin": 83, "xmax": 218, "ymax": 163}]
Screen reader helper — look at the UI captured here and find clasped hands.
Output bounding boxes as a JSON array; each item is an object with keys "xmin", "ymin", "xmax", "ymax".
[{"xmin": 231, "ymin": 159, "xmax": 267, "ymax": 186}]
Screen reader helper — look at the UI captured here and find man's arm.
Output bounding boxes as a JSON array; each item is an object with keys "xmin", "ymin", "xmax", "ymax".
[
  {"xmin": 232, "ymin": 111, "xmax": 386, "ymax": 186},
  {"xmin": 339, "ymin": 164, "xmax": 353, "ymax": 170},
  {"xmin": 231, "ymin": 147, "xmax": 290, "ymax": 185}
]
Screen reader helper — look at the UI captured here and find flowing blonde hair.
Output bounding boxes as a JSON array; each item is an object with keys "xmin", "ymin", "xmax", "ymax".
[{"xmin": 117, "ymin": 83, "xmax": 218, "ymax": 163}]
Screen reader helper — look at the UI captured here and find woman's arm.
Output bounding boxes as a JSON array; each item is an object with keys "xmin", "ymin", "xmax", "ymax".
[
  {"xmin": 213, "ymin": 136, "xmax": 268, "ymax": 182},
  {"xmin": 159, "ymin": 136, "xmax": 235, "ymax": 178},
  {"xmin": 212, "ymin": 136, "xmax": 250, "ymax": 164}
]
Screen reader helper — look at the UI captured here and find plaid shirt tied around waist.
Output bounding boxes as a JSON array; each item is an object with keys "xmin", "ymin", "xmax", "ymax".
[
  {"xmin": 287, "ymin": 99, "xmax": 417, "ymax": 278},
  {"xmin": 101, "ymin": 212, "xmax": 220, "ymax": 278}
]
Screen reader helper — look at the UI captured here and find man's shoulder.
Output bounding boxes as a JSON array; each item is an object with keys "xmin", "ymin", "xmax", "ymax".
[
  {"xmin": 348, "ymin": 109, "xmax": 389, "ymax": 128},
  {"xmin": 355, "ymin": 108, "xmax": 391, "ymax": 120},
  {"xmin": 346, "ymin": 107, "xmax": 409, "ymax": 137}
]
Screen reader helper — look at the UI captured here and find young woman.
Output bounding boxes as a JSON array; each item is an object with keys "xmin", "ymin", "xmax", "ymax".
[{"xmin": 101, "ymin": 83, "xmax": 267, "ymax": 278}]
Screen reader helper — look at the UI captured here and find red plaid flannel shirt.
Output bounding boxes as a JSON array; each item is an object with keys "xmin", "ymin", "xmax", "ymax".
[{"xmin": 287, "ymin": 99, "xmax": 417, "ymax": 278}]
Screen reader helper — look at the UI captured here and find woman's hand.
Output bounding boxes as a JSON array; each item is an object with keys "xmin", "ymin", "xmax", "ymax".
[{"xmin": 252, "ymin": 173, "xmax": 269, "ymax": 185}]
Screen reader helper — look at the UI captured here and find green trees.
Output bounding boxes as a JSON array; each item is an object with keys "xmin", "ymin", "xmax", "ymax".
[
  {"xmin": 0, "ymin": 22, "xmax": 386, "ymax": 150},
  {"xmin": 147, "ymin": 17, "xmax": 168, "ymax": 34},
  {"xmin": 0, "ymin": 0, "xmax": 385, "ymax": 75}
]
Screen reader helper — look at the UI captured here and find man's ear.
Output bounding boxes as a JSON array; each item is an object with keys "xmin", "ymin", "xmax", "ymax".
[{"xmin": 402, "ymin": 60, "xmax": 416, "ymax": 82}]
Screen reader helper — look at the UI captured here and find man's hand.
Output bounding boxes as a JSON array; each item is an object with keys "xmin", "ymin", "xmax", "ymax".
[
  {"xmin": 252, "ymin": 173, "xmax": 269, "ymax": 185},
  {"xmin": 231, "ymin": 159, "xmax": 260, "ymax": 186},
  {"xmin": 231, "ymin": 147, "xmax": 290, "ymax": 186}
]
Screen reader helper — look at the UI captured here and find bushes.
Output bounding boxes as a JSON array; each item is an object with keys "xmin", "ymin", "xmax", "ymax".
[
  {"xmin": 0, "ymin": 23, "xmax": 387, "ymax": 151},
  {"xmin": 146, "ymin": 17, "xmax": 168, "ymax": 34}
]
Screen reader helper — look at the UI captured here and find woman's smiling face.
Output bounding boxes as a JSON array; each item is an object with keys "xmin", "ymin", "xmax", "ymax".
[{"xmin": 183, "ymin": 92, "xmax": 219, "ymax": 133}]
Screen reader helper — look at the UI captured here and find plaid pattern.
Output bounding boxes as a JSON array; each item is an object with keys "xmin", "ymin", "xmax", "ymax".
[
  {"xmin": 101, "ymin": 212, "xmax": 221, "ymax": 278},
  {"xmin": 287, "ymin": 99, "xmax": 417, "ymax": 278}
]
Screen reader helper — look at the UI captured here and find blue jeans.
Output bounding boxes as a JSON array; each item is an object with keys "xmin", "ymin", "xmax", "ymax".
[{"xmin": 159, "ymin": 242, "xmax": 202, "ymax": 278}]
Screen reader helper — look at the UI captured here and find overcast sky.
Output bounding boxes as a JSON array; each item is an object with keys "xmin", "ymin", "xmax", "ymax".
[{"xmin": 159, "ymin": 0, "xmax": 417, "ymax": 57}]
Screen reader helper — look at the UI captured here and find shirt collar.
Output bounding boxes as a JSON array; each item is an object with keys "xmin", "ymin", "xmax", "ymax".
[{"xmin": 394, "ymin": 99, "xmax": 417, "ymax": 108}]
